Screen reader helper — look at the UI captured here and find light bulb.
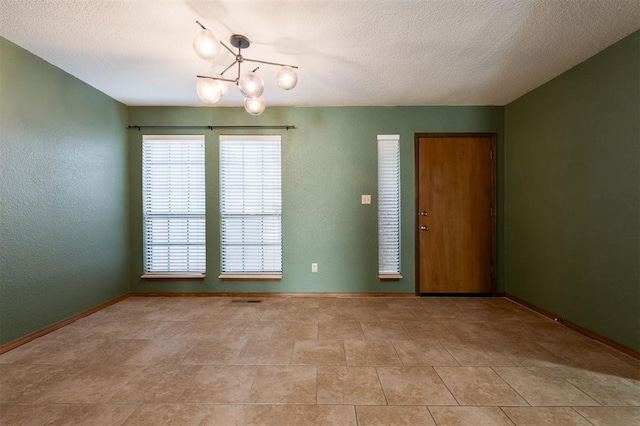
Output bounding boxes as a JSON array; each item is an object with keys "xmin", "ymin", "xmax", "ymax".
[
  {"xmin": 276, "ymin": 66, "xmax": 298, "ymax": 90},
  {"xmin": 193, "ymin": 28, "xmax": 221, "ymax": 60},
  {"xmin": 213, "ymin": 75, "xmax": 230, "ymax": 97},
  {"xmin": 244, "ymin": 96, "xmax": 266, "ymax": 115},
  {"xmin": 196, "ymin": 78, "xmax": 221, "ymax": 104},
  {"xmin": 239, "ymin": 71, "xmax": 264, "ymax": 98}
]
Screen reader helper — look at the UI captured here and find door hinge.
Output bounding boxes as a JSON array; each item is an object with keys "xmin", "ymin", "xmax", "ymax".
[{"xmin": 489, "ymin": 150, "xmax": 493, "ymax": 160}]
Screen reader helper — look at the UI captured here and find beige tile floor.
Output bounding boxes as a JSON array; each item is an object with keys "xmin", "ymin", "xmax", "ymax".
[{"xmin": 1, "ymin": 296, "xmax": 639, "ymax": 425}]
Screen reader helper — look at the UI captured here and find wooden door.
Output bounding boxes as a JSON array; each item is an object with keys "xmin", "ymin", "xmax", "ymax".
[{"xmin": 415, "ymin": 134, "xmax": 496, "ymax": 294}]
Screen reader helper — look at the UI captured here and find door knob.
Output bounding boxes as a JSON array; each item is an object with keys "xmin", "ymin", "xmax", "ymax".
[
  {"xmin": 418, "ymin": 211, "xmax": 428, "ymax": 216},
  {"xmin": 420, "ymin": 226, "xmax": 429, "ymax": 231}
]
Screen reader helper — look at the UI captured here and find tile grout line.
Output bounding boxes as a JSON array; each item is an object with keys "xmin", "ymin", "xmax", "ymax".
[
  {"xmin": 422, "ymin": 405, "xmax": 438, "ymax": 425},
  {"xmin": 373, "ymin": 366, "xmax": 390, "ymax": 406},
  {"xmin": 570, "ymin": 406, "xmax": 599, "ymax": 426},
  {"xmin": 431, "ymin": 366, "xmax": 461, "ymax": 406},
  {"xmin": 497, "ymin": 406, "xmax": 518, "ymax": 425},
  {"xmin": 438, "ymin": 339, "xmax": 462, "ymax": 367},
  {"xmin": 490, "ymin": 366, "xmax": 531, "ymax": 407},
  {"xmin": 558, "ymin": 374, "xmax": 604, "ymax": 407},
  {"xmin": 389, "ymin": 339, "xmax": 407, "ymax": 367},
  {"xmin": 245, "ymin": 364, "xmax": 261, "ymax": 404},
  {"xmin": 117, "ymin": 403, "xmax": 143, "ymax": 426}
]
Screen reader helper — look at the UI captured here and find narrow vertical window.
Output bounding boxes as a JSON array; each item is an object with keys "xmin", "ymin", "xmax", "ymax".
[
  {"xmin": 142, "ymin": 135, "xmax": 206, "ymax": 276},
  {"xmin": 219, "ymin": 135, "xmax": 282, "ymax": 277},
  {"xmin": 377, "ymin": 134, "xmax": 402, "ymax": 278}
]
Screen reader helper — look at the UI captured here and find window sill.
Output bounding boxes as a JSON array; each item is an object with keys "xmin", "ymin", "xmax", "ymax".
[
  {"xmin": 219, "ymin": 273, "xmax": 282, "ymax": 281},
  {"xmin": 141, "ymin": 273, "xmax": 206, "ymax": 280},
  {"xmin": 379, "ymin": 273, "xmax": 403, "ymax": 281}
]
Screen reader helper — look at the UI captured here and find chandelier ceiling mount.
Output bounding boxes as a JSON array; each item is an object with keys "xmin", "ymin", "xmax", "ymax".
[{"xmin": 230, "ymin": 34, "xmax": 250, "ymax": 50}]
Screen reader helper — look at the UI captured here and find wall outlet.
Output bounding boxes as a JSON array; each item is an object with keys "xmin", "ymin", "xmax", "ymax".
[
  {"xmin": 311, "ymin": 263, "xmax": 318, "ymax": 273},
  {"xmin": 361, "ymin": 194, "xmax": 371, "ymax": 204}
]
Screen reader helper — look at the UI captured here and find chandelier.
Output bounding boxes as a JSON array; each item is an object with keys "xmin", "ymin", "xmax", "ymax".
[{"xmin": 193, "ymin": 21, "xmax": 299, "ymax": 115}]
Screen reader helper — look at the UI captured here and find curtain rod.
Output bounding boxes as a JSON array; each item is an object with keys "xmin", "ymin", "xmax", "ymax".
[{"xmin": 127, "ymin": 125, "xmax": 295, "ymax": 131}]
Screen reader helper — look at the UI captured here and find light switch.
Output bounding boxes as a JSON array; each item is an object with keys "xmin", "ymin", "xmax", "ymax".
[{"xmin": 361, "ymin": 195, "xmax": 371, "ymax": 204}]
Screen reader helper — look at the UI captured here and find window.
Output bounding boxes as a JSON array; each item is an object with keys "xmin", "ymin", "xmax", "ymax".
[
  {"xmin": 377, "ymin": 134, "xmax": 401, "ymax": 278},
  {"xmin": 142, "ymin": 135, "xmax": 206, "ymax": 276},
  {"xmin": 219, "ymin": 135, "xmax": 282, "ymax": 277}
]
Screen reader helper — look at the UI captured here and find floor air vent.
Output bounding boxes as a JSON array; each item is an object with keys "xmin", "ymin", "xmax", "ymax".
[{"xmin": 230, "ymin": 300, "xmax": 263, "ymax": 304}]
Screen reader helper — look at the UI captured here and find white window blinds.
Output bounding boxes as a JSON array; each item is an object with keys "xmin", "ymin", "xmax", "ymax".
[
  {"xmin": 377, "ymin": 135, "xmax": 401, "ymax": 275},
  {"xmin": 219, "ymin": 135, "xmax": 282, "ymax": 273},
  {"xmin": 142, "ymin": 135, "xmax": 206, "ymax": 274}
]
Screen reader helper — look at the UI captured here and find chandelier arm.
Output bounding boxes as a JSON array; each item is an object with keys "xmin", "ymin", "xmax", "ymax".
[
  {"xmin": 220, "ymin": 41, "xmax": 236, "ymax": 56},
  {"xmin": 242, "ymin": 57, "xmax": 298, "ymax": 69},
  {"xmin": 221, "ymin": 60, "xmax": 239, "ymax": 76},
  {"xmin": 195, "ymin": 20, "xmax": 207, "ymax": 30},
  {"xmin": 196, "ymin": 74, "xmax": 236, "ymax": 84}
]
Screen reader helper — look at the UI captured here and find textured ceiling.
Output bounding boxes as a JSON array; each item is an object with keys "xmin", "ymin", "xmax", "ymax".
[{"xmin": 1, "ymin": 0, "xmax": 639, "ymax": 107}]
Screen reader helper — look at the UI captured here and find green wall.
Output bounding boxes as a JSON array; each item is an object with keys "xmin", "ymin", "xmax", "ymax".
[
  {"xmin": 128, "ymin": 106, "xmax": 505, "ymax": 294},
  {"xmin": 505, "ymin": 31, "xmax": 640, "ymax": 350},
  {"xmin": 0, "ymin": 38, "xmax": 130, "ymax": 345}
]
